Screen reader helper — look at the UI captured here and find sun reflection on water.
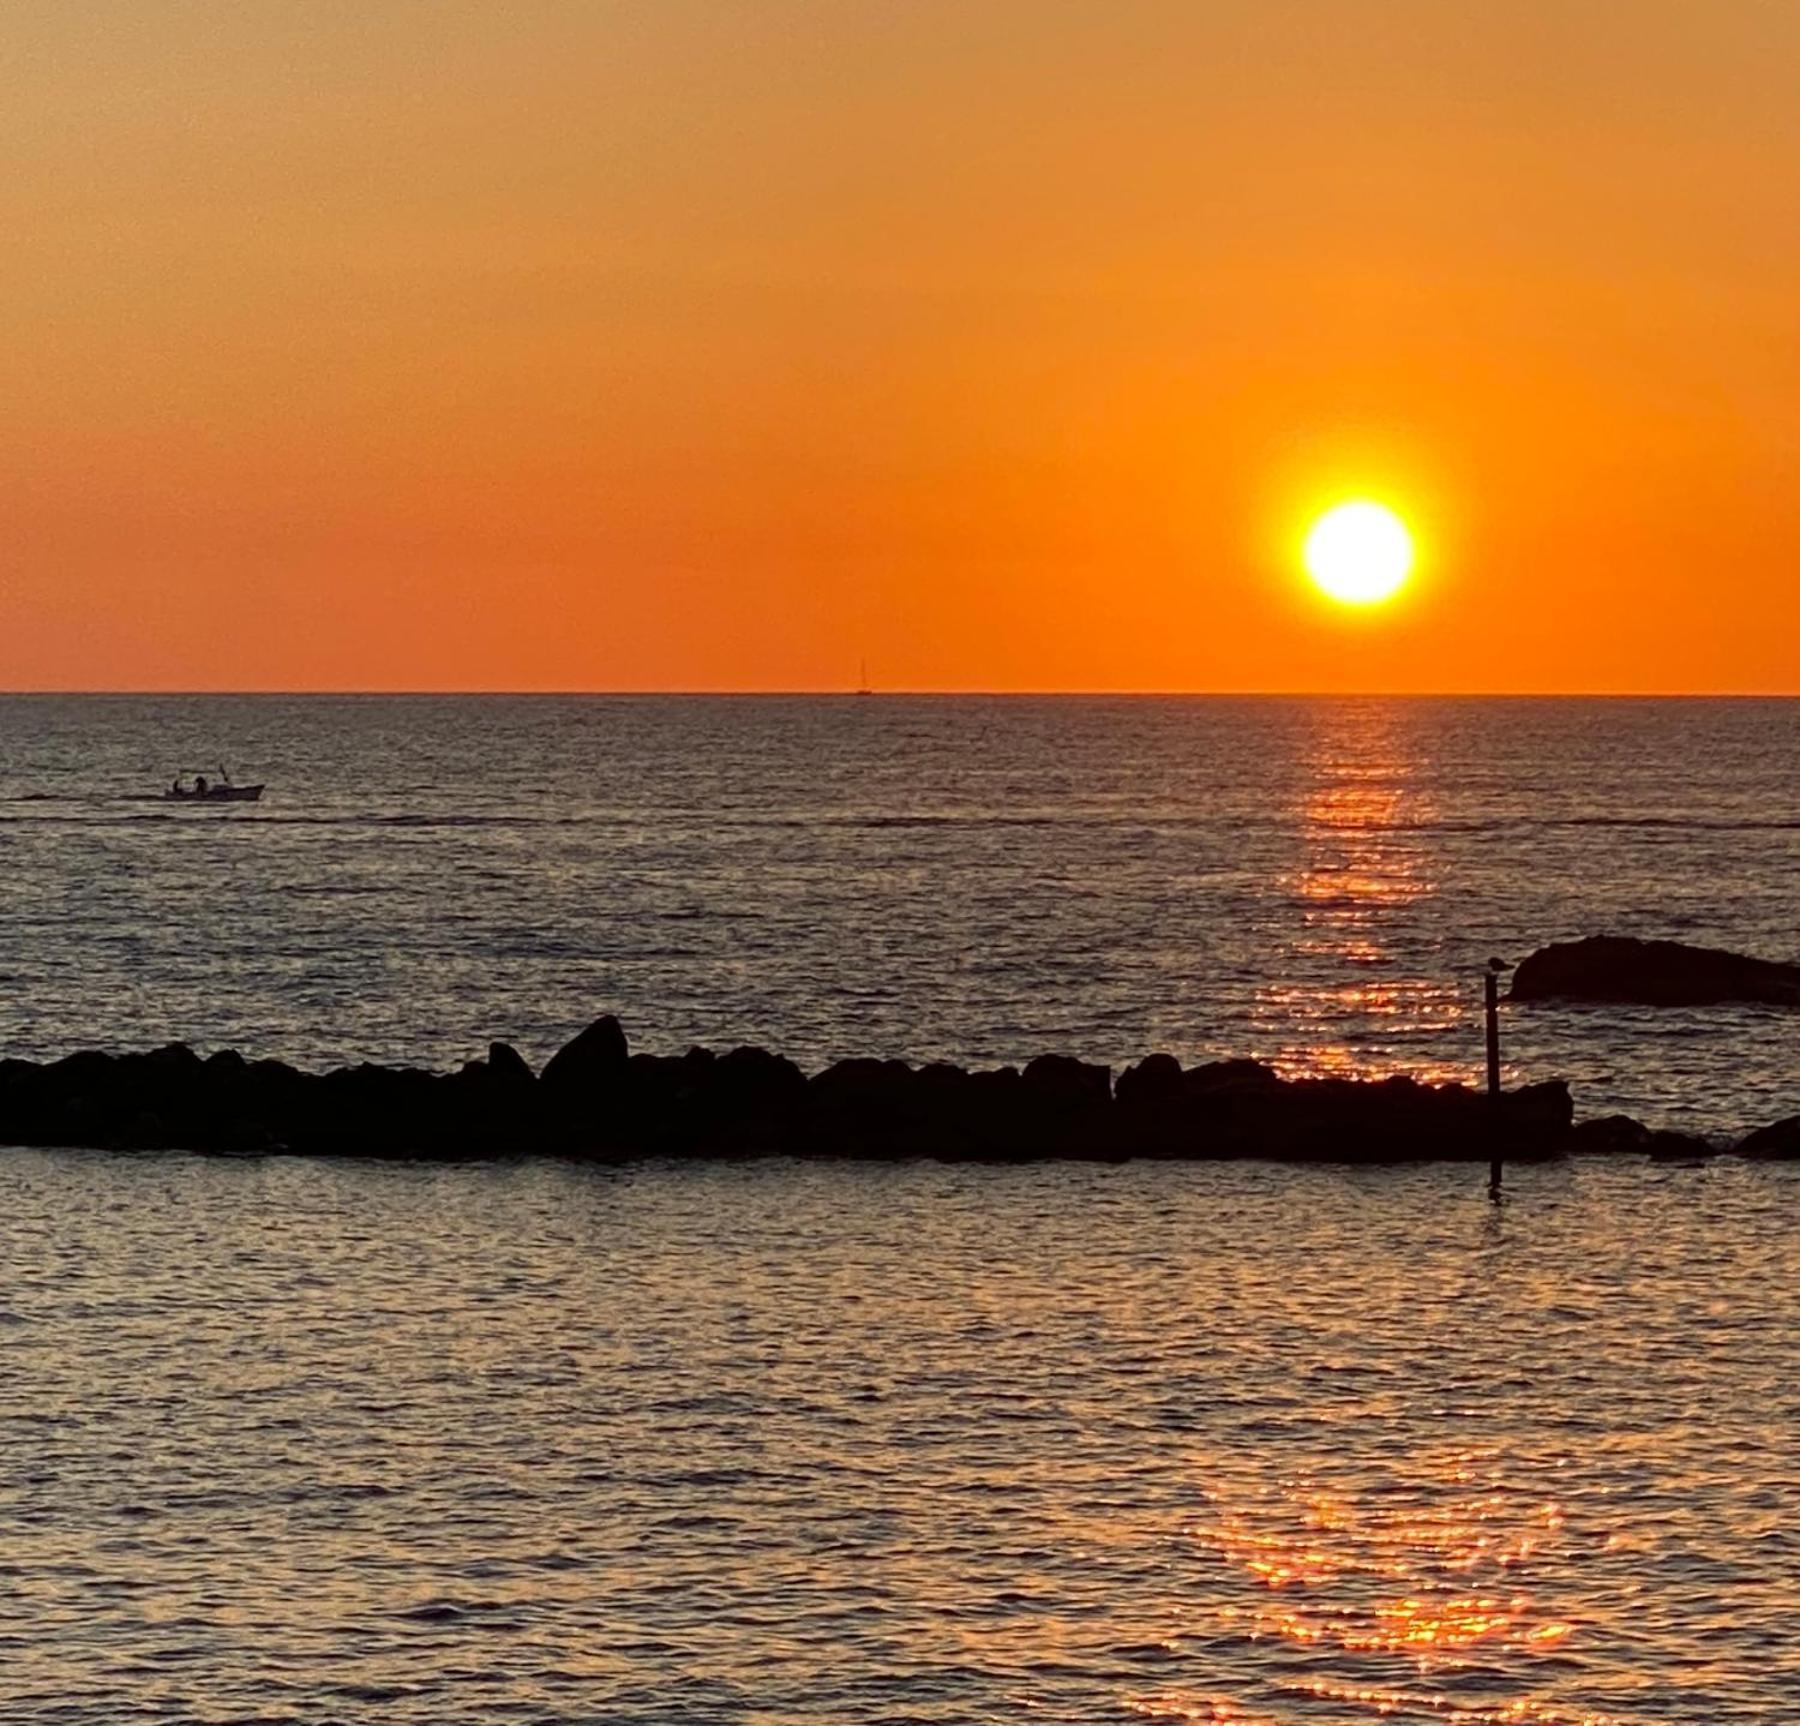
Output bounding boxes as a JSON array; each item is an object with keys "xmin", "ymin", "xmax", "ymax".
[
  {"xmin": 1254, "ymin": 707, "xmax": 1474, "ymax": 1085},
  {"xmin": 1129, "ymin": 1445, "xmax": 1624, "ymax": 1726}
]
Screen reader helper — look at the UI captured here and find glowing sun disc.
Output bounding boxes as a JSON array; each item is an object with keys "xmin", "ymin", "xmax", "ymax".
[{"xmin": 1304, "ymin": 502, "xmax": 1414, "ymax": 605}]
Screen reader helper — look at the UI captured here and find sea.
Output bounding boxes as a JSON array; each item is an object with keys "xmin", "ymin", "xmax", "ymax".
[
  {"xmin": 1, "ymin": 695, "xmax": 1795, "ymax": 1132},
  {"xmin": 1, "ymin": 695, "xmax": 1797, "ymax": 1725}
]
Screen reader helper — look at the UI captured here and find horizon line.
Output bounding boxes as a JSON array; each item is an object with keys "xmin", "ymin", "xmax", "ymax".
[{"xmin": 0, "ymin": 687, "xmax": 1797, "ymax": 700}]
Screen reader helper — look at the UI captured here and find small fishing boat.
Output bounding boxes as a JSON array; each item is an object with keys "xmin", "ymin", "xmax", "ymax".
[{"xmin": 163, "ymin": 769, "xmax": 264, "ymax": 803}]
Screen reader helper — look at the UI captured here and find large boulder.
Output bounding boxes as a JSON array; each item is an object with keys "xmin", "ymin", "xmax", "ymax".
[
  {"xmin": 0, "ymin": 1044, "xmax": 222, "ymax": 1149},
  {"xmin": 1569, "ymin": 1114, "xmax": 1657, "ymax": 1154},
  {"xmin": 306, "ymin": 1063, "xmax": 448, "ymax": 1154},
  {"xmin": 1510, "ymin": 936, "xmax": 1800, "ymax": 1007},
  {"xmin": 233, "ymin": 1058, "xmax": 311, "ymax": 1137},
  {"xmin": 1115, "ymin": 1053, "xmax": 1182, "ymax": 1109},
  {"xmin": 1736, "ymin": 1115, "xmax": 1800, "ymax": 1158},
  {"xmin": 0, "ymin": 1059, "xmax": 40, "ymax": 1141},
  {"xmin": 539, "ymin": 1016, "xmax": 630, "ymax": 1134},
  {"xmin": 804, "ymin": 1058, "xmax": 922, "ymax": 1151},
  {"xmin": 918, "ymin": 1063, "xmax": 1025, "ymax": 1158},
  {"xmin": 1000, "ymin": 1055, "xmax": 1113, "ymax": 1156},
  {"xmin": 119, "ymin": 1043, "xmax": 207, "ymax": 1105},
  {"xmin": 801, "ymin": 1057, "xmax": 1097, "ymax": 1158},
  {"xmin": 1501, "ymin": 1078, "xmax": 1576, "ymax": 1138},
  {"xmin": 613, "ymin": 1046, "xmax": 804, "ymax": 1153},
  {"xmin": 706, "ymin": 1046, "xmax": 806, "ymax": 1136},
  {"xmin": 487, "ymin": 1042, "xmax": 536, "ymax": 1088},
  {"xmin": 1121, "ymin": 1059, "xmax": 1281, "ymax": 1155},
  {"xmin": 1570, "ymin": 1114, "xmax": 1717, "ymax": 1158},
  {"xmin": 1020, "ymin": 1054, "xmax": 1111, "ymax": 1108},
  {"xmin": 436, "ymin": 1054, "xmax": 546, "ymax": 1153},
  {"xmin": 1183, "ymin": 1058, "xmax": 1282, "ymax": 1097}
]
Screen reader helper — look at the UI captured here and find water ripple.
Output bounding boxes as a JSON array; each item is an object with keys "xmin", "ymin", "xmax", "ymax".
[
  {"xmin": 0, "ymin": 1152, "xmax": 1793, "ymax": 1722},
  {"xmin": 1, "ymin": 696, "xmax": 1797, "ymax": 1134}
]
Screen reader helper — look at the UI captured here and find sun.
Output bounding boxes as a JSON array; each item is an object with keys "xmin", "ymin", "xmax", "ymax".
[{"xmin": 1303, "ymin": 501, "xmax": 1414, "ymax": 606}]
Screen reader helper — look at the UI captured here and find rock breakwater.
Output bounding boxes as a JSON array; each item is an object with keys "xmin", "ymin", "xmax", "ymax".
[{"xmin": 4, "ymin": 1014, "xmax": 1790, "ymax": 1162}]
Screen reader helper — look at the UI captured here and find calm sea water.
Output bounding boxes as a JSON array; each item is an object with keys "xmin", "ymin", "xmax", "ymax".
[
  {"xmin": 0, "ymin": 1149, "xmax": 1794, "ymax": 1724},
  {"xmin": 1, "ymin": 696, "xmax": 1796, "ymax": 1132},
  {"xmin": 3, "ymin": 700, "xmax": 1797, "ymax": 1723}
]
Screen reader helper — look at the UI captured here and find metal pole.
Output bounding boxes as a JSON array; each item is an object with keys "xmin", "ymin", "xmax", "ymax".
[
  {"xmin": 1484, "ymin": 969, "xmax": 1502, "ymax": 1098},
  {"xmin": 1485, "ymin": 962, "xmax": 1503, "ymax": 1197}
]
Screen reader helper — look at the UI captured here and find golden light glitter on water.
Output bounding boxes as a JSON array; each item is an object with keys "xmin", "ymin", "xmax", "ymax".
[
  {"xmin": 1148, "ymin": 1445, "xmax": 1614, "ymax": 1723},
  {"xmin": 1252, "ymin": 703, "xmax": 1478, "ymax": 1086}
]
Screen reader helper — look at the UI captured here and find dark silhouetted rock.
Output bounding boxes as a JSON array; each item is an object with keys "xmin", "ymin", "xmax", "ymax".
[
  {"xmin": 709, "ymin": 1045, "xmax": 806, "ymax": 1122},
  {"xmin": 308, "ymin": 1063, "xmax": 448, "ymax": 1154},
  {"xmin": 1504, "ymin": 1079, "xmax": 1576, "ymax": 1137},
  {"xmin": 615, "ymin": 1046, "xmax": 800, "ymax": 1152},
  {"xmin": 1115, "ymin": 1053, "xmax": 1181, "ymax": 1109},
  {"xmin": 801, "ymin": 1056, "xmax": 1101, "ymax": 1159},
  {"xmin": 1124, "ymin": 1069, "xmax": 1569, "ymax": 1162},
  {"xmin": 805, "ymin": 1058, "xmax": 902, "ymax": 1107},
  {"xmin": 1184, "ymin": 1058, "xmax": 1283, "ymax": 1095},
  {"xmin": 954, "ymin": 1066, "xmax": 1036, "ymax": 1156},
  {"xmin": 240, "ymin": 1058, "xmax": 310, "ymax": 1120},
  {"xmin": 1736, "ymin": 1115, "xmax": 1800, "ymax": 1158},
  {"xmin": 540, "ymin": 1015, "xmax": 629, "ymax": 1095},
  {"xmin": 0, "ymin": 1017, "xmax": 1684, "ymax": 1168},
  {"xmin": 1569, "ymin": 1115, "xmax": 1656, "ymax": 1154},
  {"xmin": 205, "ymin": 1048, "xmax": 248, "ymax": 1080},
  {"xmin": 916, "ymin": 1061, "xmax": 974, "ymax": 1095},
  {"xmin": 536, "ymin": 1016, "xmax": 631, "ymax": 1149},
  {"xmin": 1510, "ymin": 936, "xmax": 1800, "ymax": 1007},
  {"xmin": 1569, "ymin": 1114, "xmax": 1715, "ymax": 1158},
  {"xmin": 487, "ymin": 1042, "xmax": 535, "ymax": 1087},
  {"xmin": 1009, "ymin": 1055, "xmax": 1112, "ymax": 1156},
  {"xmin": 805, "ymin": 1058, "xmax": 922, "ymax": 1152},
  {"xmin": 1021, "ymin": 1054, "xmax": 1111, "ymax": 1107}
]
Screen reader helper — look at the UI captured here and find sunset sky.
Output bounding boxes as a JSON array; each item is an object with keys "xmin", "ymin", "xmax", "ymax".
[{"xmin": 4, "ymin": 1, "xmax": 1797, "ymax": 692}]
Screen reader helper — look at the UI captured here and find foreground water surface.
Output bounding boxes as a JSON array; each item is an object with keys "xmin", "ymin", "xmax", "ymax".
[
  {"xmin": 2, "ymin": 695, "xmax": 1797, "ymax": 1134},
  {"xmin": 2, "ymin": 1150, "xmax": 1793, "ymax": 1724}
]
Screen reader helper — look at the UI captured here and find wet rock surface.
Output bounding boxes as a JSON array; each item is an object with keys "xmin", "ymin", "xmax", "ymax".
[
  {"xmin": 2, "ymin": 1015, "xmax": 1772, "ymax": 1163},
  {"xmin": 1510, "ymin": 935, "xmax": 1800, "ymax": 1007}
]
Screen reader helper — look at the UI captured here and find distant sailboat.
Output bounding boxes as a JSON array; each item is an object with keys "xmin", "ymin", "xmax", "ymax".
[{"xmin": 856, "ymin": 657, "xmax": 873, "ymax": 697}]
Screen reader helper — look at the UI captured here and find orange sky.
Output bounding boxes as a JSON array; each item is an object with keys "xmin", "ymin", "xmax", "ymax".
[{"xmin": 3, "ymin": 2, "xmax": 1797, "ymax": 692}]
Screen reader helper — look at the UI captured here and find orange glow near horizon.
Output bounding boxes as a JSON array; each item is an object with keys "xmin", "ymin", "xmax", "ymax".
[{"xmin": 2, "ymin": 5, "xmax": 1797, "ymax": 693}]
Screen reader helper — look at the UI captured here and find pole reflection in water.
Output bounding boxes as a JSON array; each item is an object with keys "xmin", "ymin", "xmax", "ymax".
[{"xmin": 1254, "ymin": 703, "xmax": 1469, "ymax": 1085}]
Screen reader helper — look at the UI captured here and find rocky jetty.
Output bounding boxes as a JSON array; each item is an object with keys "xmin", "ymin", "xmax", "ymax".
[
  {"xmin": 1510, "ymin": 935, "xmax": 1800, "ymax": 1007},
  {"xmin": 4, "ymin": 1013, "xmax": 1782, "ymax": 1162}
]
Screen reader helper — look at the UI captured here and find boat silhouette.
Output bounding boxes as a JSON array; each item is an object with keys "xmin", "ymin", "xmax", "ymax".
[{"xmin": 163, "ymin": 767, "xmax": 264, "ymax": 803}]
